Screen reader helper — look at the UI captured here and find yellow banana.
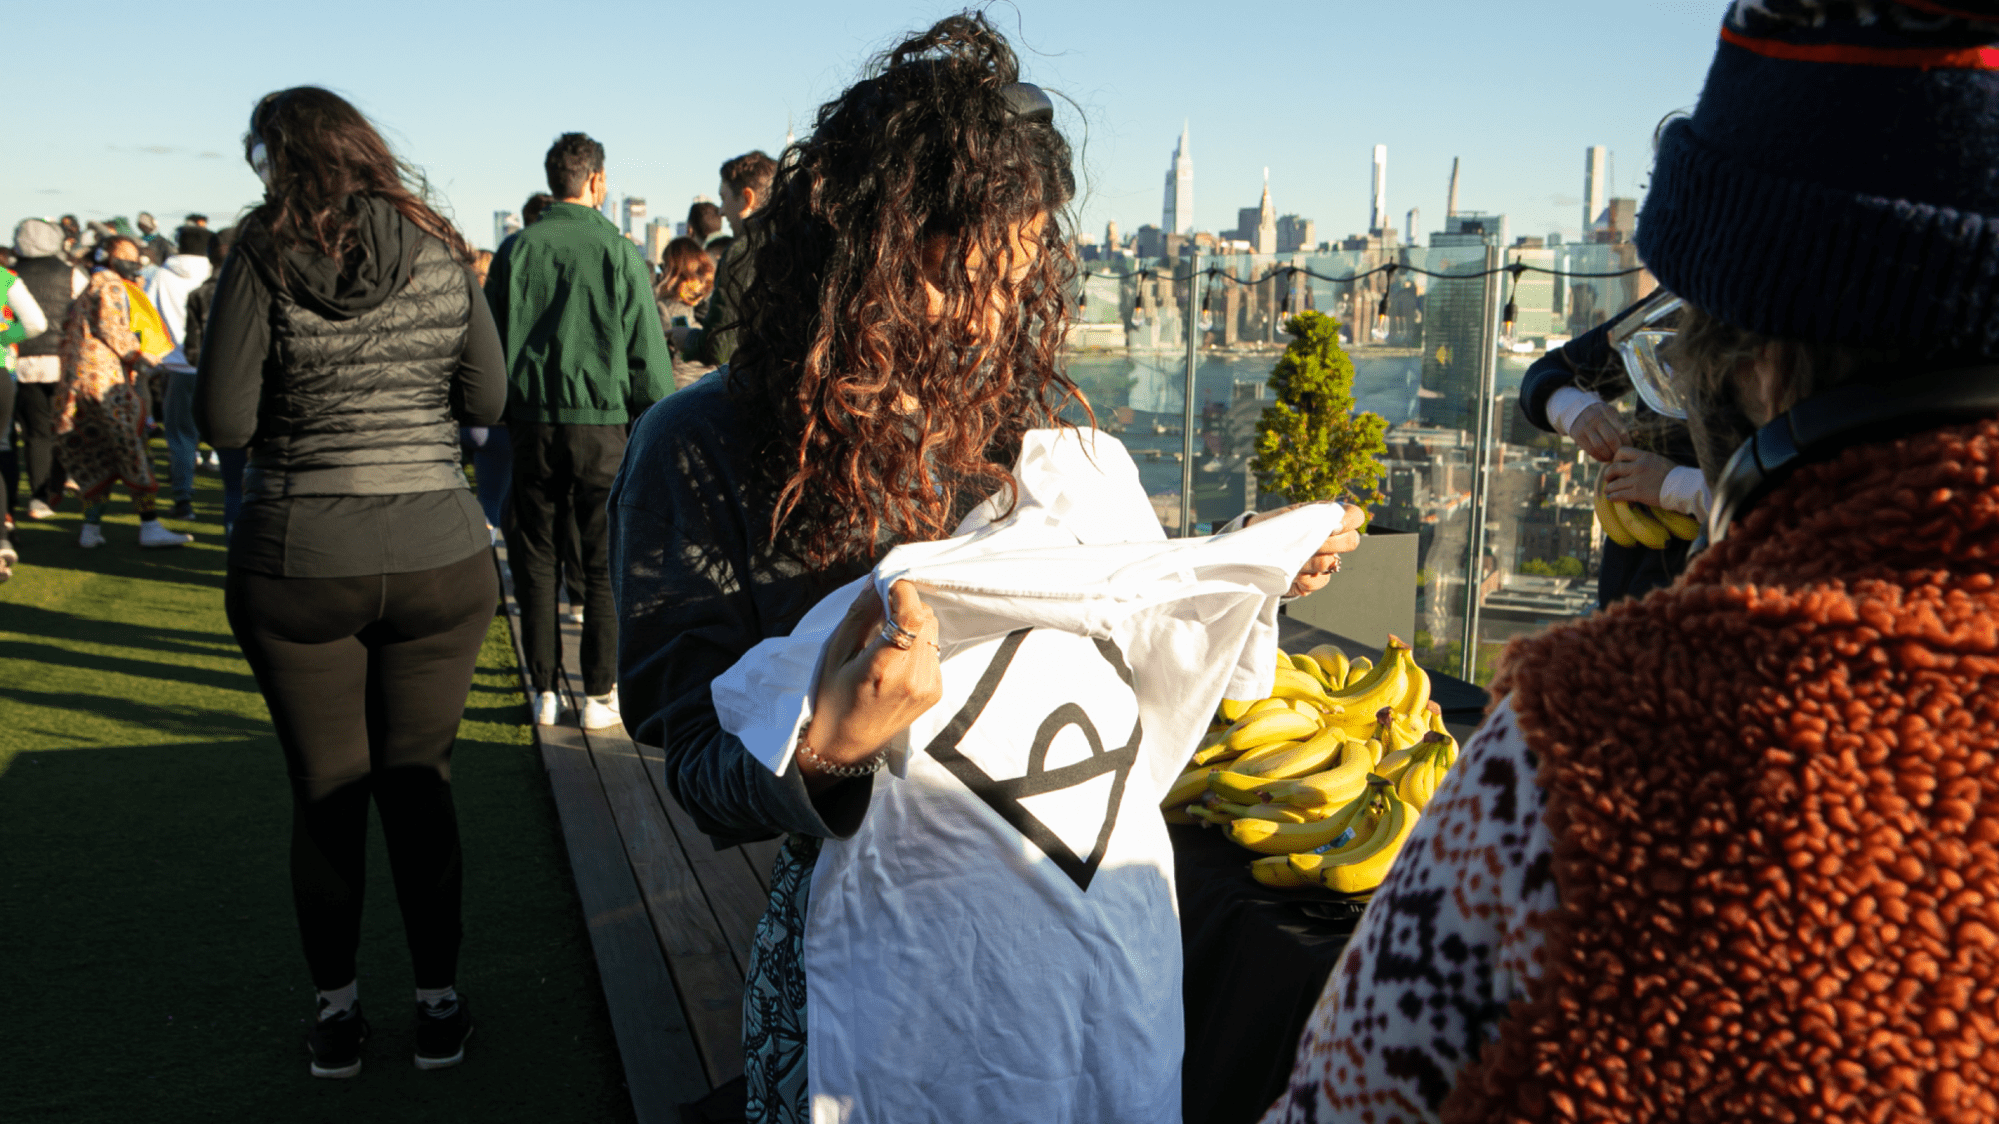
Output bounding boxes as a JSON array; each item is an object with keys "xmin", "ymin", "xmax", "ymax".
[
  {"xmin": 1425, "ymin": 703, "xmax": 1447, "ymax": 735},
  {"xmin": 1219, "ymin": 709, "xmax": 1320, "ymax": 752},
  {"xmin": 1595, "ymin": 473, "xmax": 1638, "ymax": 548},
  {"xmin": 1343, "ymin": 657, "xmax": 1373, "ymax": 687},
  {"xmin": 1318, "ymin": 789, "xmax": 1419, "ymax": 894},
  {"xmin": 1230, "ymin": 737, "xmax": 1305, "ymax": 771},
  {"xmin": 1396, "ymin": 742, "xmax": 1445, "ymax": 811},
  {"xmin": 1375, "ymin": 748, "xmax": 1417, "ymax": 783},
  {"xmin": 1615, "ymin": 500, "xmax": 1671, "ymax": 550},
  {"xmin": 1655, "ymin": 506, "xmax": 1701, "ymax": 540},
  {"xmin": 1271, "ymin": 665, "xmax": 1331, "ymax": 704},
  {"xmin": 1321, "ymin": 638, "xmax": 1413, "ymax": 718},
  {"xmin": 1217, "ymin": 698, "xmax": 1254, "ymax": 723},
  {"xmin": 1395, "ymin": 649, "xmax": 1432, "ymax": 718},
  {"xmin": 1250, "ymin": 854, "xmax": 1314, "ymax": 889},
  {"xmin": 1364, "ymin": 737, "xmax": 1383, "ymax": 766},
  {"xmin": 1231, "ymin": 732, "xmax": 1342, "ymax": 780},
  {"xmin": 1185, "ymin": 803, "xmax": 1234, "ymax": 827},
  {"xmin": 1243, "ymin": 697, "xmax": 1291, "ymax": 719},
  {"xmin": 1291, "ymin": 652, "xmax": 1333, "ymax": 688},
  {"xmin": 1230, "ymin": 787, "xmax": 1373, "ymax": 855},
  {"xmin": 1309, "ymin": 645, "xmax": 1350, "ymax": 687},
  {"xmin": 1162, "ymin": 766, "xmax": 1219, "ymax": 810},
  {"xmin": 1287, "ymin": 789, "xmax": 1387, "ymax": 877},
  {"xmin": 1214, "ymin": 800, "xmax": 1311, "ymax": 824},
  {"xmin": 1261, "ymin": 740, "xmax": 1372, "ymax": 807},
  {"xmin": 1190, "ymin": 739, "xmax": 1241, "ymax": 766},
  {"xmin": 1207, "ymin": 768, "xmax": 1283, "ymax": 805}
]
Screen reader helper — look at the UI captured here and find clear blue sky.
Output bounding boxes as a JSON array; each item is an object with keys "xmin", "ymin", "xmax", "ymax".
[{"xmin": 14, "ymin": 0, "xmax": 1726, "ymax": 251}]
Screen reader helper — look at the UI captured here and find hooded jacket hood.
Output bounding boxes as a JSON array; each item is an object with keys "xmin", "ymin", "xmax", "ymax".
[
  {"xmin": 160, "ymin": 254, "xmax": 212, "ymax": 284},
  {"xmin": 242, "ymin": 194, "xmax": 420, "ymax": 321},
  {"xmin": 14, "ymin": 218, "xmax": 63, "ymax": 259}
]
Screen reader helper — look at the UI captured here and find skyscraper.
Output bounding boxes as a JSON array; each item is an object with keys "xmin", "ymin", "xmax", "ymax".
[
  {"xmin": 494, "ymin": 210, "xmax": 521, "ymax": 250},
  {"xmin": 1584, "ymin": 145, "xmax": 1608, "ymax": 234},
  {"xmin": 1162, "ymin": 123, "xmax": 1194, "ymax": 236},
  {"xmin": 621, "ymin": 197, "xmax": 647, "ymax": 244},
  {"xmin": 1420, "ymin": 214, "xmax": 1507, "ymax": 431},
  {"xmin": 1254, "ymin": 171, "xmax": 1276, "ymax": 255},
  {"xmin": 1406, "ymin": 207, "xmax": 1421, "ymax": 247},
  {"xmin": 1370, "ymin": 144, "xmax": 1388, "ymax": 233},
  {"xmin": 1446, "ymin": 157, "xmax": 1461, "ymax": 218}
]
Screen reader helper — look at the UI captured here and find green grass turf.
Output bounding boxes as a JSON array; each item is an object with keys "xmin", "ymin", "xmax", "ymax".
[{"xmin": 0, "ymin": 447, "xmax": 631, "ymax": 1121}]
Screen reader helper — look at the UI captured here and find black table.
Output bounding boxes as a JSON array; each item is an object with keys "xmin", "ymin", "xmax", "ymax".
[{"xmin": 1173, "ymin": 617, "xmax": 1488, "ymax": 1122}]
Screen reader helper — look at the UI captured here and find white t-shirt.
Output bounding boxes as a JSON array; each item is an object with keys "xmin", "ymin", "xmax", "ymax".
[{"xmin": 713, "ymin": 428, "xmax": 1344, "ymax": 1123}]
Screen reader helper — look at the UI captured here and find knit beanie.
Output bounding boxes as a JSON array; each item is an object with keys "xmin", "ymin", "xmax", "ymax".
[{"xmin": 1636, "ymin": 0, "xmax": 1999, "ymax": 359}]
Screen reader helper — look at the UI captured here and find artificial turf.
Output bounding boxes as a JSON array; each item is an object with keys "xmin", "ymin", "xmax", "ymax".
[{"xmin": 0, "ymin": 449, "xmax": 631, "ymax": 1121}]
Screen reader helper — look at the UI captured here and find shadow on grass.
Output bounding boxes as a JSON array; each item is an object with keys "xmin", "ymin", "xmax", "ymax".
[
  {"xmin": 0, "ymin": 636, "xmax": 261, "ymax": 696},
  {"xmin": 0, "ymin": 601, "xmax": 244, "ymax": 658},
  {"xmin": 0, "ymin": 732, "xmax": 631, "ymax": 1123}
]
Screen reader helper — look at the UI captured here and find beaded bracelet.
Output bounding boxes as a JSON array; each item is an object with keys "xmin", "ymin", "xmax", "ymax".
[{"xmin": 797, "ymin": 739, "xmax": 886, "ymax": 778}]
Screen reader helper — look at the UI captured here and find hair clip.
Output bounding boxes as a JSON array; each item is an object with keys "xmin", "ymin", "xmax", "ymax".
[{"xmin": 1002, "ymin": 82, "xmax": 1054, "ymax": 125}]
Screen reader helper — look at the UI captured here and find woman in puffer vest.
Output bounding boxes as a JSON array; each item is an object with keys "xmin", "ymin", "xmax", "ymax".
[
  {"xmin": 1267, "ymin": 3, "xmax": 1999, "ymax": 1121},
  {"xmin": 194, "ymin": 87, "xmax": 506, "ymax": 1081}
]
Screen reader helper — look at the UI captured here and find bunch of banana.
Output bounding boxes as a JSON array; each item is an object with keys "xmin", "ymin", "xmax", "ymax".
[
  {"xmin": 1593, "ymin": 473, "xmax": 1699, "ymax": 549},
  {"xmin": 1167, "ymin": 633, "xmax": 1460, "ymax": 896}
]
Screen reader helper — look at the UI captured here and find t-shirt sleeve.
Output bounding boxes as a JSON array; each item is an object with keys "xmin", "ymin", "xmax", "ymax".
[
  {"xmin": 1263, "ymin": 698, "xmax": 1559, "ymax": 1124},
  {"xmin": 610, "ymin": 405, "xmax": 872, "ymax": 845}
]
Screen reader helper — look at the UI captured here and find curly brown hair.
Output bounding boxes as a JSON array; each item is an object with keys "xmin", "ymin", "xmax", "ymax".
[
  {"xmin": 243, "ymin": 86, "xmax": 471, "ymax": 269},
  {"xmin": 729, "ymin": 12, "xmax": 1082, "ymax": 566}
]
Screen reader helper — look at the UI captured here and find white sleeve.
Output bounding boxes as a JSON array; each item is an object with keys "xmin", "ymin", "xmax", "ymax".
[
  {"xmin": 71, "ymin": 268, "xmax": 87, "ymax": 298},
  {"xmin": 1544, "ymin": 385, "xmax": 1603, "ymax": 437},
  {"xmin": 1657, "ymin": 465, "xmax": 1711, "ymax": 518},
  {"xmin": 6, "ymin": 277, "xmax": 47, "ymax": 339},
  {"xmin": 1215, "ymin": 503, "xmax": 1346, "ymax": 537}
]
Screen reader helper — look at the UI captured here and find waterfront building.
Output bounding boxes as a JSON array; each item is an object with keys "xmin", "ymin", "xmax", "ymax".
[{"xmin": 1162, "ymin": 124, "xmax": 1194, "ymax": 236}]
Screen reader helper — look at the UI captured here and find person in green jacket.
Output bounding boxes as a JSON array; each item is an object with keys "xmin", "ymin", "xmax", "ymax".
[{"xmin": 484, "ymin": 131, "xmax": 674, "ymax": 731}]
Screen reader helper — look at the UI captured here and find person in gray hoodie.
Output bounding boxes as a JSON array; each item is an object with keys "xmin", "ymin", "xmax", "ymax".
[
  {"xmin": 11, "ymin": 218, "xmax": 83, "ymax": 519},
  {"xmin": 146, "ymin": 225, "xmax": 214, "ymax": 518}
]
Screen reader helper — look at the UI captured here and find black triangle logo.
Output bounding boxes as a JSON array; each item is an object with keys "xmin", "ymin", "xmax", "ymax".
[{"xmin": 921, "ymin": 629, "xmax": 1143, "ymax": 891}]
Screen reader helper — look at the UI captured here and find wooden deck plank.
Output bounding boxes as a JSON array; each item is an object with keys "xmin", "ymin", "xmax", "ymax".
[
  {"xmin": 629, "ymin": 741, "xmax": 771, "ymax": 973},
  {"xmin": 740, "ymin": 839, "xmax": 782, "ymax": 894},
  {"xmin": 539, "ymin": 704, "xmax": 709, "ymax": 1121},
  {"xmin": 586, "ymin": 729, "xmax": 749, "ymax": 1087},
  {"xmin": 559, "ymin": 621, "xmax": 755, "ymax": 1087}
]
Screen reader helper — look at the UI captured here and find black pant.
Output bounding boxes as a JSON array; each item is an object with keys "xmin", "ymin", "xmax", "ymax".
[
  {"xmin": 0, "ymin": 374, "xmax": 15, "ymax": 515},
  {"xmin": 226, "ymin": 549, "xmax": 499, "ymax": 990},
  {"xmin": 511, "ymin": 422, "xmax": 622, "ymax": 695},
  {"xmin": 14, "ymin": 382, "xmax": 63, "ymax": 507}
]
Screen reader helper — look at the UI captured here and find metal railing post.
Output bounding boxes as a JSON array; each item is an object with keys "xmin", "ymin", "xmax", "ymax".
[
  {"xmin": 1459, "ymin": 245, "xmax": 1502, "ymax": 683},
  {"xmin": 1180, "ymin": 253, "xmax": 1202, "ymax": 537}
]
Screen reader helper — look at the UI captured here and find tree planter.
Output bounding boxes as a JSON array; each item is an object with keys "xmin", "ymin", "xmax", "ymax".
[{"xmin": 1282, "ymin": 525, "xmax": 1417, "ymax": 646}]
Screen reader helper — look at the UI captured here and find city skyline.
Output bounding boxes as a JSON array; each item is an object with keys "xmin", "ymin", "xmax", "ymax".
[{"xmin": 9, "ymin": 1, "xmax": 1722, "ymax": 253}]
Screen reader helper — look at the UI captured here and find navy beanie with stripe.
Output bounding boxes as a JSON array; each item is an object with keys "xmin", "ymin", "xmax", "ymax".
[{"xmin": 1637, "ymin": 0, "xmax": 1999, "ymax": 359}]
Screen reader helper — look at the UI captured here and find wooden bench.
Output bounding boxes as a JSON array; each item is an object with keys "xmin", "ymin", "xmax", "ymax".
[{"xmin": 498, "ymin": 556, "xmax": 773, "ymax": 1122}]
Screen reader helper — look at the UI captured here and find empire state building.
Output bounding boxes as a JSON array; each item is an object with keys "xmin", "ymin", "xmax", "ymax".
[{"xmin": 1162, "ymin": 123, "xmax": 1194, "ymax": 236}]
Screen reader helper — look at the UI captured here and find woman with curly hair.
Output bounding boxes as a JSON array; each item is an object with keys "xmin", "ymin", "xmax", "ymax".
[
  {"xmin": 612, "ymin": 13, "xmax": 1361, "ymax": 1121},
  {"xmin": 654, "ymin": 235, "xmax": 716, "ymax": 389},
  {"xmin": 195, "ymin": 86, "xmax": 505, "ymax": 1079}
]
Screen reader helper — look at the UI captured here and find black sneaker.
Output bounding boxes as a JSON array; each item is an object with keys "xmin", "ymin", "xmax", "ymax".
[
  {"xmin": 414, "ymin": 995, "xmax": 472, "ymax": 1070},
  {"xmin": 169, "ymin": 499, "xmax": 195, "ymax": 520},
  {"xmin": 307, "ymin": 1001, "xmax": 370, "ymax": 1079}
]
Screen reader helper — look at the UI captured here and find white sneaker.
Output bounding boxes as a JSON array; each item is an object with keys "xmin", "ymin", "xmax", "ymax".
[
  {"xmin": 137, "ymin": 520, "xmax": 192, "ymax": 549},
  {"xmin": 79, "ymin": 523, "xmax": 106, "ymax": 549},
  {"xmin": 568, "ymin": 609, "xmax": 585, "ymax": 626},
  {"xmin": 27, "ymin": 499, "xmax": 54, "ymax": 520},
  {"xmin": 581, "ymin": 688, "xmax": 622, "ymax": 731},
  {"xmin": 534, "ymin": 690, "xmax": 563, "ymax": 726}
]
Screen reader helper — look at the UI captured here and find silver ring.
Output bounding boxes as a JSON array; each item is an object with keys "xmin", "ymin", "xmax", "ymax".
[{"xmin": 879, "ymin": 619, "xmax": 917, "ymax": 650}]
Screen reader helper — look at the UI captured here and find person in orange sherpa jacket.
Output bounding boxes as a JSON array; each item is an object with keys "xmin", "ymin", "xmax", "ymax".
[{"xmin": 1266, "ymin": 2, "xmax": 1999, "ymax": 1121}]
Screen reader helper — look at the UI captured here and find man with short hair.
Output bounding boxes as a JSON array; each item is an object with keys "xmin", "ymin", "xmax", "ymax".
[
  {"xmin": 673, "ymin": 150, "xmax": 775, "ymax": 368},
  {"xmin": 135, "ymin": 212, "xmax": 172, "ymax": 266},
  {"xmin": 147, "ymin": 225, "xmax": 215, "ymax": 518},
  {"xmin": 486, "ymin": 132, "xmax": 673, "ymax": 730}
]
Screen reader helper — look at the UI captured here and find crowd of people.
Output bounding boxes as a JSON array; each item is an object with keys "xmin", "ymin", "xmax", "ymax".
[{"xmin": 12, "ymin": 1, "xmax": 1999, "ymax": 1120}]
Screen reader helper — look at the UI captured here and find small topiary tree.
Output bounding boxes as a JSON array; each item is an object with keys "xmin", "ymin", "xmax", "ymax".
[{"xmin": 1251, "ymin": 311, "xmax": 1389, "ymax": 511}]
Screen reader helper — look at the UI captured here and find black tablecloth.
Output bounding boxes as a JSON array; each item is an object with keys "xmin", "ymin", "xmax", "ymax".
[{"xmin": 1172, "ymin": 617, "xmax": 1488, "ymax": 1121}]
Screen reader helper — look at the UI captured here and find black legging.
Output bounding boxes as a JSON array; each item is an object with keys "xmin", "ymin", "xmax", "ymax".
[{"xmin": 226, "ymin": 548, "xmax": 499, "ymax": 990}]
